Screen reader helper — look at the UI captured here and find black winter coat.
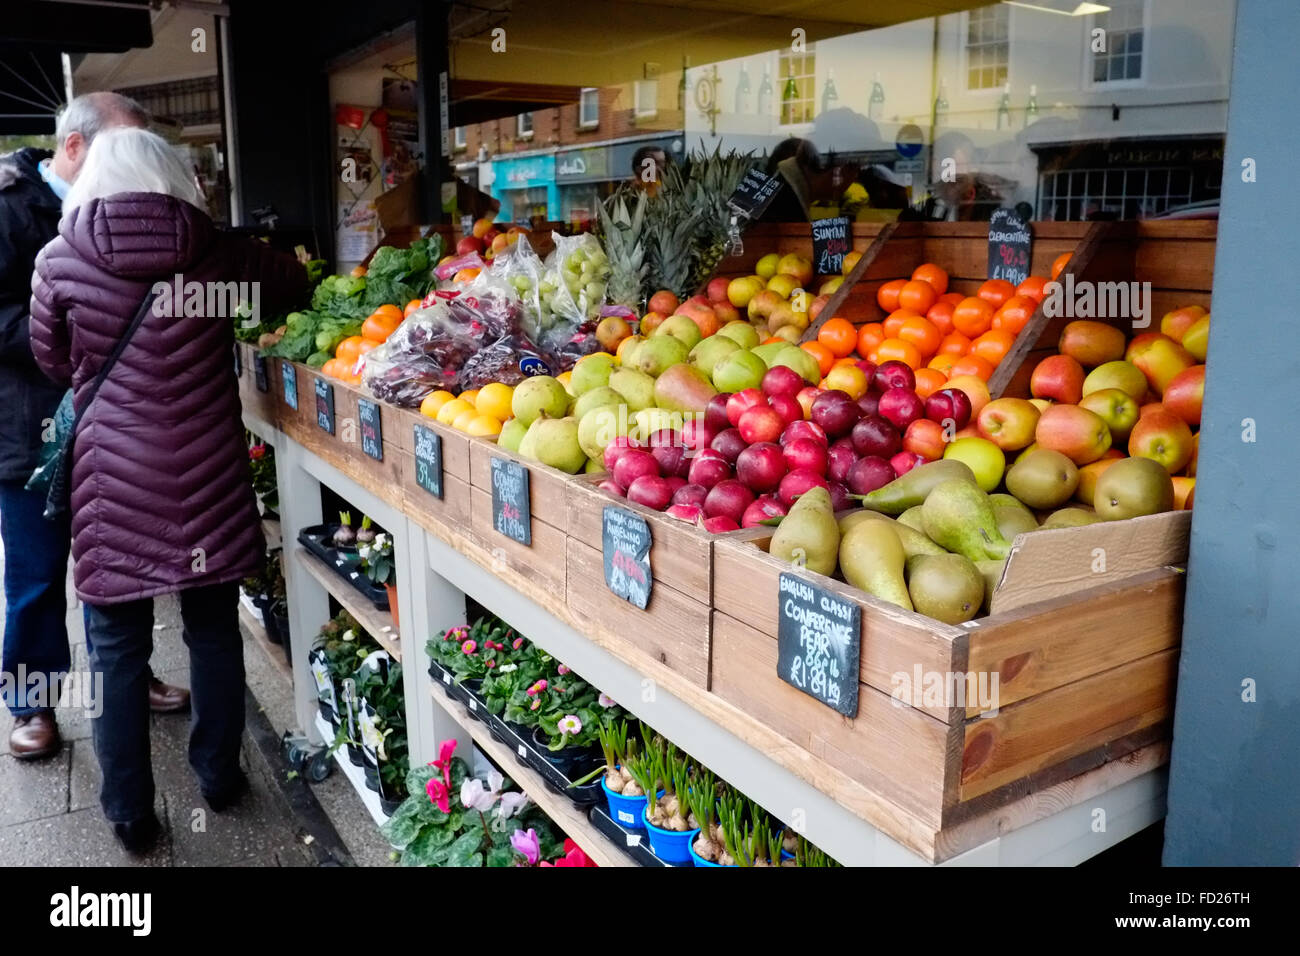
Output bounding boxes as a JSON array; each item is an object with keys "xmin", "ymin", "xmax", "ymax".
[{"xmin": 0, "ymin": 148, "xmax": 63, "ymax": 482}]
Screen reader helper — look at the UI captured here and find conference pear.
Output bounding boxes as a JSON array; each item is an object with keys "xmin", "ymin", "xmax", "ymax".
[
  {"xmin": 839, "ymin": 519, "xmax": 912, "ymax": 611},
  {"xmin": 838, "ymin": 510, "xmax": 946, "ymax": 558},
  {"xmin": 856, "ymin": 459, "xmax": 978, "ymax": 515},
  {"xmin": 905, "ymin": 553, "xmax": 984, "ymax": 625},
  {"xmin": 921, "ymin": 479, "xmax": 1011, "ymax": 562},
  {"xmin": 768, "ymin": 486, "xmax": 839, "ymax": 576}
]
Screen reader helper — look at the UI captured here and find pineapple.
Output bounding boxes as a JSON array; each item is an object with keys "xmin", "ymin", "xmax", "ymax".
[
  {"xmin": 596, "ymin": 189, "xmax": 648, "ymax": 311},
  {"xmin": 685, "ymin": 145, "xmax": 756, "ymax": 292},
  {"xmin": 645, "ymin": 163, "xmax": 704, "ymax": 301}
]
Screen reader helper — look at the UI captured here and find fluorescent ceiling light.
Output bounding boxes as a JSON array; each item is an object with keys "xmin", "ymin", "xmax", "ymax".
[{"xmin": 1002, "ymin": 1, "xmax": 1111, "ymax": 15}]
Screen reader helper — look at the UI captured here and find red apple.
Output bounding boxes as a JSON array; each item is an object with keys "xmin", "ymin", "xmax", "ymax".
[
  {"xmin": 704, "ymin": 393, "xmax": 733, "ymax": 433},
  {"xmin": 702, "ymin": 515, "xmax": 741, "ymax": 533},
  {"xmin": 1126, "ymin": 332, "xmax": 1195, "ymax": 396},
  {"xmin": 687, "ymin": 449, "xmax": 731, "ymax": 488},
  {"xmin": 736, "ymin": 442, "xmax": 787, "ymax": 493},
  {"xmin": 878, "ymin": 387, "xmax": 924, "ymax": 430},
  {"xmin": 1161, "ymin": 365, "xmax": 1205, "ymax": 427},
  {"xmin": 706, "ymin": 276, "xmax": 732, "ymax": 304},
  {"xmin": 873, "ymin": 360, "xmax": 916, "ymax": 393},
  {"xmin": 1128, "ymin": 410, "xmax": 1194, "ymax": 474},
  {"xmin": 903, "ymin": 418, "xmax": 947, "ymax": 461},
  {"xmin": 742, "ymin": 495, "xmax": 788, "ymax": 528},
  {"xmin": 597, "ymin": 479, "xmax": 626, "ymax": 497},
  {"xmin": 456, "ymin": 235, "xmax": 485, "ymax": 256},
  {"xmin": 827, "ymin": 437, "xmax": 857, "ymax": 484},
  {"xmin": 847, "ymin": 456, "xmax": 896, "ymax": 496},
  {"xmin": 778, "ymin": 469, "xmax": 830, "ymax": 506},
  {"xmin": 726, "ymin": 388, "xmax": 767, "ymax": 426},
  {"xmin": 975, "ymin": 397, "xmax": 1040, "ymax": 451},
  {"xmin": 1030, "ymin": 354, "xmax": 1086, "ymax": 405},
  {"xmin": 704, "ymin": 480, "xmax": 755, "ymax": 524},
  {"xmin": 613, "ymin": 449, "xmax": 660, "ymax": 488},
  {"xmin": 782, "ymin": 437, "xmax": 828, "ymax": 475},
  {"xmin": 627, "ymin": 475, "xmax": 674, "ymax": 510},
  {"xmin": 924, "ymin": 388, "xmax": 972, "ymax": 430},
  {"xmin": 810, "ymin": 390, "xmax": 861, "ymax": 439},
  {"xmin": 852, "ymin": 414, "xmax": 902, "ymax": 458},
  {"xmin": 781, "ymin": 420, "xmax": 828, "ymax": 447},
  {"xmin": 761, "ymin": 365, "xmax": 805, "ymax": 399},
  {"xmin": 738, "ymin": 405, "xmax": 784, "ymax": 445},
  {"xmin": 890, "ymin": 451, "xmax": 925, "ymax": 476},
  {"xmin": 1034, "ymin": 404, "xmax": 1112, "ymax": 465}
]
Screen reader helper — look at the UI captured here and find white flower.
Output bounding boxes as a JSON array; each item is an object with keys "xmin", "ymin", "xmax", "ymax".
[
  {"xmin": 557, "ymin": 714, "xmax": 582, "ymax": 735},
  {"xmin": 460, "ymin": 769, "xmax": 504, "ymax": 811},
  {"xmin": 357, "ymin": 544, "xmax": 371, "ymax": 561},
  {"xmin": 374, "ymin": 532, "xmax": 388, "ymax": 548},
  {"xmin": 343, "ymin": 629, "xmax": 356, "ymax": 643},
  {"xmin": 497, "ymin": 791, "xmax": 530, "ymax": 819},
  {"xmin": 598, "ymin": 693, "xmax": 616, "ymax": 708},
  {"xmin": 498, "ymin": 663, "xmax": 517, "ymax": 673}
]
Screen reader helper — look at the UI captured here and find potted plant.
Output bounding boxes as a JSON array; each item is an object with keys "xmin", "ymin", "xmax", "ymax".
[
  {"xmin": 332, "ymin": 510, "xmax": 357, "ymax": 551},
  {"xmin": 358, "ymin": 530, "xmax": 397, "ymax": 628},
  {"xmin": 382, "ymin": 739, "xmax": 567, "ymax": 867},
  {"xmin": 247, "ymin": 440, "xmax": 279, "ymax": 517},
  {"xmin": 626, "ymin": 741, "xmax": 699, "ymax": 864},
  {"xmin": 529, "ymin": 669, "xmax": 620, "ymax": 777},
  {"xmin": 353, "ymin": 656, "xmax": 409, "ymax": 814},
  {"xmin": 589, "ymin": 718, "xmax": 646, "ymax": 829}
]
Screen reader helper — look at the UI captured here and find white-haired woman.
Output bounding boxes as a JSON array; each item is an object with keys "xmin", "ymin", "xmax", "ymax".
[{"xmin": 29, "ymin": 126, "xmax": 306, "ymax": 853}]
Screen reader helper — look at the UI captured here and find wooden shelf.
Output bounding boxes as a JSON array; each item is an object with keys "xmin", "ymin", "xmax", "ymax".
[
  {"xmin": 297, "ymin": 546, "xmax": 401, "ymax": 662},
  {"xmin": 238, "ymin": 595, "xmax": 293, "ymax": 683},
  {"xmin": 428, "ymin": 679, "xmax": 634, "ymax": 868}
]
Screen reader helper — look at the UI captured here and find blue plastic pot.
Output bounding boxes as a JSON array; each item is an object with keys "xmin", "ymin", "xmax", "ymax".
[
  {"xmin": 689, "ymin": 839, "xmax": 726, "ymax": 867},
  {"xmin": 642, "ymin": 806, "xmax": 700, "ymax": 865},
  {"xmin": 601, "ymin": 772, "xmax": 649, "ymax": 830}
]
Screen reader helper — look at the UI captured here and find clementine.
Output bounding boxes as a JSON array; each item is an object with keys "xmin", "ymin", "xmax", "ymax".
[
  {"xmin": 817, "ymin": 317, "xmax": 858, "ymax": 358},
  {"xmin": 976, "ymin": 278, "xmax": 1015, "ymax": 310},
  {"xmin": 951, "ymin": 297, "xmax": 995, "ymax": 338},
  {"xmin": 897, "ymin": 279, "xmax": 938, "ymax": 315},
  {"xmin": 876, "ymin": 279, "xmax": 907, "ymax": 313},
  {"xmin": 911, "ymin": 263, "xmax": 950, "ymax": 296}
]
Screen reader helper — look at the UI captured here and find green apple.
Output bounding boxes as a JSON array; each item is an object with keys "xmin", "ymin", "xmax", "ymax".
[
  {"xmin": 1083, "ymin": 360, "xmax": 1148, "ymax": 402},
  {"xmin": 716, "ymin": 321, "xmax": 760, "ymax": 350},
  {"xmin": 712, "ymin": 349, "xmax": 767, "ymax": 392},
  {"xmin": 943, "ymin": 437, "xmax": 1006, "ymax": 492},
  {"xmin": 1078, "ymin": 387, "xmax": 1140, "ymax": 442},
  {"xmin": 655, "ymin": 314, "xmax": 703, "ymax": 351},
  {"xmin": 772, "ymin": 345, "xmax": 821, "ymax": 385}
]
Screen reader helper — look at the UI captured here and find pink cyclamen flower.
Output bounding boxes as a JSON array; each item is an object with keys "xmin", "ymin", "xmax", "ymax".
[
  {"xmin": 598, "ymin": 693, "xmax": 617, "ymax": 708},
  {"xmin": 431, "ymin": 738, "xmax": 457, "ymax": 787},
  {"xmin": 557, "ymin": 714, "xmax": 582, "ymax": 736},
  {"xmin": 461, "ymin": 640, "xmax": 477, "ymax": 655},
  {"xmin": 512, "ymin": 637, "xmax": 524, "ymax": 650},
  {"xmin": 425, "ymin": 778, "xmax": 450, "ymax": 814},
  {"xmin": 511, "ymin": 828, "xmax": 541, "ymax": 866},
  {"xmin": 557, "ymin": 664, "xmax": 570, "ymax": 675},
  {"xmin": 249, "ymin": 444, "xmax": 266, "ymax": 460}
]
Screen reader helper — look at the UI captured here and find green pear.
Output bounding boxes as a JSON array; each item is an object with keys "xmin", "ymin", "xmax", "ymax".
[
  {"xmin": 905, "ymin": 553, "xmax": 984, "ymax": 625},
  {"xmin": 634, "ymin": 335, "xmax": 688, "ymax": 377},
  {"xmin": 994, "ymin": 500, "xmax": 1039, "ymax": 541},
  {"xmin": 573, "ymin": 387, "xmax": 625, "ymax": 421},
  {"xmin": 568, "ymin": 353, "xmax": 616, "ymax": 396},
  {"xmin": 584, "ymin": 456, "xmax": 605, "ymax": 474},
  {"xmin": 838, "ymin": 519, "xmax": 912, "ymax": 611},
  {"xmin": 689, "ymin": 335, "xmax": 741, "ymax": 378},
  {"xmin": 839, "ymin": 510, "xmax": 945, "ymax": 558},
  {"xmin": 772, "ymin": 345, "xmax": 821, "ymax": 385},
  {"xmin": 517, "ymin": 418, "xmax": 542, "ymax": 460},
  {"xmin": 897, "ymin": 506, "xmax": 927, "ymax": 532},
  {"xmin": 858, "ymin": 459, "xmax": 978, "ymax": 515},
  {"xmin": 497, "ymin": 417, "xmax": 528, "ymax": 453},
  {"xmin": 1041, "ymin": 506, "xmax": 1104, "ymax": 529},
  {"xmin": 921, "ymin": 479, "xmax": 1011, "ymax": 562},
  {"xmin": 716, "ymin": 322, "xmax": 760, "ymax": 350},
  {"xmin": 532, "ymin": 416, "xmax": 586, "ymax": 474},
  {"xmin": 634, "ymin": 407, "xmax": 685, "ymax": 440},
  {"xmin": 655, "ymin": 314, "xmax": 703, "ymax": 350},
  {"xmin": 1005, "ymin": 448, "xmax": 1079, "ymax": 510},
  {"xmin": 750, "ymin": 342, "xmax": 788, "ymax": 368},
  {"xmin": 711, "ymin": 349, "xmax": 767, "ymax": 392},
  {"xmin": 1093, "ymin": 456, "xmax": 1174, "ymax": 520},
  {"xmin": 577, "ymin": 405, "xmax": 628, "ymax": 460},
  {"xmin": 608, "ymin": 367, "xmax": 656, "ymax": 412},
  {"xmin": 769, "ymin": 486, "xmax": 839, "ymax": 576},
  {"xmin": 512, "ymin": 376, "xmax": 569, "ymax": 425},
  {"xmin": 975, "ymin": 558, "xmax": 1007, "ymax": 613}
]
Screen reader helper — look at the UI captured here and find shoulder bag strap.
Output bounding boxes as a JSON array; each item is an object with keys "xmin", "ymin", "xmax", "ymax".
[{"xmin": 69, "ymin": 289, "xmax": 157, "ymax": 434}]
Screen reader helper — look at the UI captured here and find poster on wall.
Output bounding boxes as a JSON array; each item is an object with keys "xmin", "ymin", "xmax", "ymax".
[
  {"xmin": 337, "ymin": 200, "xmax": 379, "ymax": 262},
  {"xmin": 380, "ymin": 78, "xmax": 421, "ymax": 188}
]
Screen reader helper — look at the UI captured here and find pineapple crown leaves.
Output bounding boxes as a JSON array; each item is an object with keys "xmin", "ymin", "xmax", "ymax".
[{"xmin": 597, "ymin": 189, "xmax": 649, "ymax": 309}]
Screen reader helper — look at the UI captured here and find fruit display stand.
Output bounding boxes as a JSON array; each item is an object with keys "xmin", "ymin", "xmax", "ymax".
[{"xmin": 240, "ymin": 355, "xmax": 1179, "ymax": 865}]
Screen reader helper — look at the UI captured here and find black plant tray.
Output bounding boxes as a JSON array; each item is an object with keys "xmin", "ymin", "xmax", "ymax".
[
  {"xmin": 428, "ymin": 660, "xmax": 478, "ymax": 709},
  {"xmin": 298, "ymin": 524, "xmax": 388, "ymax": 610},
  {"xmin": 484, "ymin": 709, "xmax": 604, "ymax": 807},
  {"xmin": 587, "ymin": 804, "xmax": 679, "ymax": 867}
]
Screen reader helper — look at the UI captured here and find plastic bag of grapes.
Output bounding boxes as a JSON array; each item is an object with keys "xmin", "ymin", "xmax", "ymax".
[{"xmin": 537, "ymin": 232, "xmax": 610, "ymax": 334}]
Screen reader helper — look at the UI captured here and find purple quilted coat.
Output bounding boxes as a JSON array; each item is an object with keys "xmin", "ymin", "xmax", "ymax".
[{"xmin": 29, "ymin": 193, "xmax": 305, "ymax": 605}]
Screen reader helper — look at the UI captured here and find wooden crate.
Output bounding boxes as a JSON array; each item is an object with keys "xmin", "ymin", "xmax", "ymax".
[
  {"xmin": 710, "ymin": 522, "xmax": 1185, "ymax": 827},
  {"xmin": 466, "ymin": 439, "xmax": 573, "ymax": 603},
  {"xmin": 235, "ymin": 342, "xmax": 279, "ymax": 425},
  {"xmin": 564, "ymin": 475, "xmax": 717, "ymax": 688},
  {"xmin": 394, "ymin": 412, "xmax": 473, "ymax": 541}
]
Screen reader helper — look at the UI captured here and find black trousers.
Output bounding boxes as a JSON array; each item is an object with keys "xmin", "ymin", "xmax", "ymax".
[{"xmin": 84, "ymin": 582, "xmax": 244, "ymax": 823}]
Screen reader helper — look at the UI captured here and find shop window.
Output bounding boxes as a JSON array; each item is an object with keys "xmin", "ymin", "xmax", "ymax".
[
  {"xmin": 634, "ymin": 79, "xmax": 658, "ymax": 119},
  {"xmin": 965, "ymin": 5, "xmax": 1009, "ymax": 91},
  {"xmin": 579, "ymin": 88, "xmax": 599, "ymax": 129},
  {"xmin": 453, "ymin": 126, "xmax": 466, "ymax": 151},
  {"xmin": 1038, "ymin": 166, "xmax": 1193, "ymax": 221},
  {"xmin": 517, "ymin": 112, "xmax": 534, "ymax": 139},
  {"xmin": 1091, "ymin": 0, "xmax": 1146, "ymax": 85},
  {"xmin": 778, "ymin": 46, "xmax": 815, "ymax": 126}
]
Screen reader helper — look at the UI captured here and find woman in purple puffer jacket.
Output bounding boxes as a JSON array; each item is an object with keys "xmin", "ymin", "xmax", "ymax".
[{"xmin": 29, "ymin": 127, "xmax": 305, "ymax": 853}]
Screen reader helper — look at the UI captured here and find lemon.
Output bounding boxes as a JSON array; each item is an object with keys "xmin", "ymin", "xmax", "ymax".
[
  {"xmin": 452, "ymin": 407, "xmax": 479, "ymax": 431},
  {"xmin": 420, "ymin": 390, "xmax": 456, "ymax": 419},
  {"xmin": 475, "ymin": 382, "xmax": 514, "ymax": 420},
  {"xmin": 465, "ymin": 414, "xmax": 502, "ymax": 437},
  {"xmin": 556, "ymin": 370, "xmax": 574, "ymax": 395},
  {"xmin": 435, "ymin": 397, "xmax": 473, "ymax": 426},
  {"xmin": 458, "ymin": 388, "xmax": 480, "ymax": 408}
]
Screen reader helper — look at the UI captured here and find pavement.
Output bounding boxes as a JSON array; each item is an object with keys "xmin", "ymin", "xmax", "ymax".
[{"xmin": 0, "ymin": 541, "xmax": 395, "ymax": 867}]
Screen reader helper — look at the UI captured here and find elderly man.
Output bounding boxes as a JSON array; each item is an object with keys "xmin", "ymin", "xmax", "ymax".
[{"xmin": 0, "ymin": 92, "xmax": 190, "ymax": 760}]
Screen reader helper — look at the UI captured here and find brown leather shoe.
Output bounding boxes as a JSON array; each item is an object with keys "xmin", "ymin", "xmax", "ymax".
[
  {"xmin": 149, "ymin": 678, "xmax": 190, "ymax": 714},
  {"xmin": 10, "ymin": 712, "xmax": 61, "ymax": 760}
]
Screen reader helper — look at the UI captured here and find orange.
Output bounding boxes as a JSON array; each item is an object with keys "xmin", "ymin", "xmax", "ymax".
[
  {"xmin": 334, "ymin": 335, "xmax": 366, "ymax": 367},
  {"xmin": 976, "ymin": 279, "xmax": 1016, "ymax": 310},
  {"xmin": 948, "ymin": 354, "xmax": 996, "ymax": 381},
  {"xmin": 951, "ymin": 297, "xmax": 995, "ymax": 338},
  {"xmin": 762, "ymin": 335, "xmax": 786, "ymax": 346},
  {"xmin": 970, "ymin": 329, "xmax": 1015, "ymax": 367},
  {"xmin": 991, "ymin": 295, "xmax": 1037, "ymax": 335},
  {"xmin": 320, "ymin": 358, "xmax": 341, "ymax": 379},
  {"xmin": 420, "ymin": 390, "xmax": 456, "ymax": 419},
  {"xmin": 913, "ymin": 367, "xmax": 948, "ymax": 399},
  {"xmin": 1051, "ymin": 252, "xmax": 1072, "ymax": 280},
  {"xmin": 883, "ymin": 308, "xmax": 922, "ymax": 339},
  {"xmin": 927, "ymin": 353, "xmax": 958, "ymax": 377},
  {"xmin": 362, "ymin": 311, "xmax": 402, "ymax": 343},
  {"xmin": 817, "ymin": 317, "xmax": 858, "ymax": 358},
  {"xmin": 373, "ymin": 303, "xmax": 403, "ymax": 323},
  {"xmin": 800, "ymin": 341, "xmax": 836, "ymax": 377},
  {"xmin": 897, "ymin": 314, "xmax": 942, "ymax": 359},
  {"xmin": 453, "ymin": 268, "xmax": 481, "ymax": 283},
  {"xmin": 875, "ymin": 337, "xmax": 922, "ymax": 369},
  {"xmin": 404, "ymin": 298, "xmax": 423, "ymax": 317},
  {"xmin": 937, "ymin": 331, "xmax": 972, "ymax": 357},
  {"xmin": 925, "ymin": 300, "xmax": 955, "ymax": 336},
  {"xmin": 939, "ymin": 292, "xmax": 965, "ymax": 308},
  {"xmin": 911, "ymin": 263, "xmax": 950, "ymax": 296},
  {"xmin": 1015, "ymin": 276, "xmax": 1049, "ymax": 304},
  {"xmin": 465, "ymin": 414, "xmax": 503, "ymax": 438},
  {"xmin": 344, "ymin": 371, "xmax": 363, "ymax": 387},
  {"xmin": 857, "ymin": 322, "xmax": 885, "ymax": 357},
  {"xmin": 897, "ymin": 279, "xmax": 938, "ymax": 315},
  {"xmin": 458, "ymin": 388, "xmax": 481, "ymax": 408},
  {"xmin": 876, "ymin": 279, "xmax": 907, "ymax": 313},
  {"xmin": 832, "ymin": 355, "xmax": 863, "ymax": 370}
]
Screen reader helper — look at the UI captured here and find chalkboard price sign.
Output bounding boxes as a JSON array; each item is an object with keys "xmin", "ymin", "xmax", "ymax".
[
  {"xmin": 358, "ymin": 399, "xmax": 382, "ymax": 460},
  {"xmin": 233, "ymin": 343, "xmax": 242, "ymax": 377},
  {"xmin": 254, "ymin": 353, "xmax": 268, "ymax": 392},
  {"xmin": 602, "ymin": 506, "xmax": 652, "ymax": 609},
  {"xmin": 281, "ymin": 361, "xmax": 297, "ymax": 409},
  {"xmin": 987, "ymin": 208, "xmax": 1033, "ymax": 286},
  {"xmin": 314, "ymin": 376, "xmax": 335, "ymax": 434},
  {"xmin": 776, "ymin": 572, "xmax": 861, "ymax": 717},
  {"xmin": 727, "ymin": 167, "xmax": 783, "ymax": 220},
  {"xmin": 812, "ymin": 216, "xmax": 851, "ymax": 277},
  {"xmin": 490, "ymin": 457, "xmax": 531, "ymax": 545},
  {"xmin": 413, "ymin": 424, "xmax": 442, "ymax": 498}
]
